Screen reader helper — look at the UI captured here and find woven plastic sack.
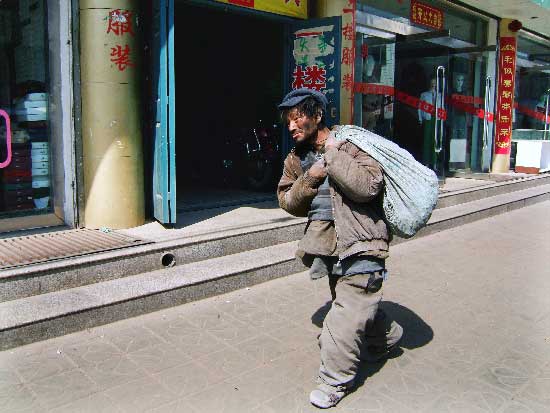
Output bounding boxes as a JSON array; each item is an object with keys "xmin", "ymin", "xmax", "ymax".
[{"xmin": 331, "ymin": 125, "xmax": 439, "ymax": 238}]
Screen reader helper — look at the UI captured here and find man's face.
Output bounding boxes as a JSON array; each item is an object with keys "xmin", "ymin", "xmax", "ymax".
[{"xmin": 286, "ymin": 107, "xmax": 319, "ymax": 145}]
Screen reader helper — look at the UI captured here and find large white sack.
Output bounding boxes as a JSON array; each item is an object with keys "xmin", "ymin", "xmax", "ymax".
[{"xmin": 331, "ymin": 125, "xmax": 439, "ymax": 238}]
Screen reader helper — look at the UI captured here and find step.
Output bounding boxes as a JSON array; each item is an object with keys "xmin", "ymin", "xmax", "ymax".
[
  {"xmin": 0, "ymin": 175, "xmax": 548, "ymax": 304},
  {"xmin": 1, "ymin": 184, "xmax": 549, "ymax": 349},
  {"xmin": 399, "ymin": 183, "xmax": 550, "ymax": 243},
  {"xmin": 436, "ymin": 174, "xmax": 550, "ymax": 209},
  {"xmin": 0, "ymin": 216, "xmax": 306, "ymax": 303},
  {"xmin": 0, "ymin": 241, "xmax": 303, "ymax": 350}
]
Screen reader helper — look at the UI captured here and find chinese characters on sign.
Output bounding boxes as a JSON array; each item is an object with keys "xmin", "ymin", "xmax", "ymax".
[
  {"xmin": 410, "ymin": 0, "xmax": 444, "ymax": 31},
  {"xmin": 341, "ymin": 0, "xmax": 356, "ymax": 122},
  {"xmin": 291, "ymin": 21, "xmax": 340, "ymax": 125},
  {"xmin": 495, "ymin": 37, "xmax": 517, "ymax": 155},
  {"xmin": 292, "ymin": 65, "xmax": 327, "ymax": 91},
  {"xmin": 107, "ymin": 9, "xmax": 135, "ymax": 71}
]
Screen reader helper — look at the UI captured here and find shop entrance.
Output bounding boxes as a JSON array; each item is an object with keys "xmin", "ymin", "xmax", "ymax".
[
  {"xmin": 173, "ymin": 2, "xmax": 285, "ymax": 213},
  {"xmin": 393, "ymin": 34, "xmax": 450, "ymax": 182},
  {"xmin": 151, "ymin": 1, "xmax": 337, "ymax": 225}
]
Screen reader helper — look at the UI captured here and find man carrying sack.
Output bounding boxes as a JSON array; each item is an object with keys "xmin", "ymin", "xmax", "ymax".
[{"xmin": 277, "ymin": 88, "xmax": 403, "ymax": 409}]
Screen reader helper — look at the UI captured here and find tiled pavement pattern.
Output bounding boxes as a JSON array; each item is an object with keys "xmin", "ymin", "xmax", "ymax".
[{"xmin": 1, "ymin": 201, "xmax": 550, "ymax": 413}]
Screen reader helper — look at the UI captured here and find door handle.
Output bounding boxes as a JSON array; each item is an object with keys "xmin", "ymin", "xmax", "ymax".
[
  {"xmin": 0, "ymin": 109, "xmax": 12, "ymax": 169},
  {"xmin": 434, "ymin": 66, "xmax": 445, "ymax": 153},
  {"xmin": 483, "ymin": 76, "xmax": 492, "ymax": 149}
]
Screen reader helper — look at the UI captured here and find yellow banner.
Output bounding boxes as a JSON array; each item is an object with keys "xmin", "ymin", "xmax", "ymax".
[{"xmin": 214, "ymin": 0, "xmax": 307, "ymax": 19}]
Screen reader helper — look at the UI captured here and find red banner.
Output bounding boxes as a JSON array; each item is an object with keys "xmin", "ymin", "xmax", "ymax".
[
  {"xmin": 354, "ymin": 82, "xmax": 447, "ymax": 120},
  {"xmin": 515, "ymin": 103, "xmax": 550, "ymax": 124},
  {"xmin": 494, "ymin": 37, "xmax": 517, "ymax": 155},
  {"xmin": 410, "ymin": 0, "xmax": 444, "ymax": 30}
]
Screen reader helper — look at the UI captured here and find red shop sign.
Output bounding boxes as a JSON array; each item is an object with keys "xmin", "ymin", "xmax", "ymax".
[
  {"xmin": 494, "ymin": 37, "xmax": 517, "ymax": 155},
  {"xmin": 410, "ymin": 0, "xmax": 444, "ymax": 31}
]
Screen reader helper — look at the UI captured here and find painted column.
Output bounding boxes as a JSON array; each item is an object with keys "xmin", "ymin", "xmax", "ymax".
[
  {"xmin": 80, "ymin": 0, "xmax": 144, "ymax": 228},
  {"xmin": 492, "ymin": 19, "xmax": 518, "ymax": 173},
  {"xmin": 315, "ymin": 0, "xmax": 356, "ymax": 124}
]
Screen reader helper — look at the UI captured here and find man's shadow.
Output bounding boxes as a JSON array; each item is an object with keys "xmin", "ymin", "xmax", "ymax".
[{"xmin": 311, "ymin": 300, "xmax": 433, "ymax": 388}]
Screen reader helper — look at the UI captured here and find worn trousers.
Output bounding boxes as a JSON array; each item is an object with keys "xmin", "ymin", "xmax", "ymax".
[{"xmin": 318, "ymin": 271, "xmax": 403, "ymax": 388}]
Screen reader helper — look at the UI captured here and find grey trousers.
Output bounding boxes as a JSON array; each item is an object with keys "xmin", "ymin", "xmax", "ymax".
[{"xmin": 318, "ymin": 272, "xmax": 403, "ymax": 388}]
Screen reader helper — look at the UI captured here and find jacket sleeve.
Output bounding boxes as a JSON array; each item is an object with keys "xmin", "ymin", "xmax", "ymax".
[
  {"xmin": 324, "ymin": 143, "xmax": 384, "ymax": 204},
  {"xmin": 277, "ymin": 154, "xmax": 324, "ymax": 217}
]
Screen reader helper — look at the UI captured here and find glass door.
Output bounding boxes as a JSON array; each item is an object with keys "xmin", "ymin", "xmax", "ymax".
[
  {"xmin": 447, "ymin": 47, "xmax": 496, "ymax": 173},
  {"xmin": 393, "ymin": 35, "xmax": 450, "ymax": 183}
]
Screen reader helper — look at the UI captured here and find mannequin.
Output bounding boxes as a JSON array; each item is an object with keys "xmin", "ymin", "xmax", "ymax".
[
  {"xmin": 449, "ymin": 73, "xmax": 468, "ymax": 168},
  {"xmin": 418, "ymin": 77, "xmax": 443, "ymax": 168},
  {"xmin": 362, "ymin": 55, "xmax": 382, "ymax": 131}
]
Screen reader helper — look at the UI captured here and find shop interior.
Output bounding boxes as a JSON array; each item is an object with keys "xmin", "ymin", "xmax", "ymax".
[
  {"xmin": 359, "ymin": 36, "xmax": 492, "ymax": 178},
  {"xmin": 513, "ymin": 36, "xmax": 550, "ymax": 134},
  {"xmin": 174, "ymin": 2, "xmax": 285, "ymax": 212},
  {"xmin": 0, "ymin": 0, "xmax": 51, "ymax": 219}
]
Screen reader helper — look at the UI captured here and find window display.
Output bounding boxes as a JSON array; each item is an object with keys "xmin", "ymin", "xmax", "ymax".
[
  {"xmin": 513, "ymin": 35, "xmax": 550, "ymax": 138},
  {"xmin": 0, "ymin": 0, "xmax": 50, "ymax": 216}
]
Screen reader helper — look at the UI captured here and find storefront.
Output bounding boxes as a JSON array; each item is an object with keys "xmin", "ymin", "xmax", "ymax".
[
  {"xmin": 0, "ymin": 0, "xmax": 76, "ymax": 233},
  {"xmin": 512, "ymin": 31, "xmax": 550, "ymax": 173},
  {"xmin": 354, "ymin": 0, "xmax": 498, "ymax": 182},
  {"xmin": 3, "ymin": 1, "xmax": 548, "ymax": 233}
]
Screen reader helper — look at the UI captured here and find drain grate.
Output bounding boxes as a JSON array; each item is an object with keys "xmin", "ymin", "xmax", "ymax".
[{"xmin": 0, "ymin": 229, "xmax": 151, "ymax": 270}]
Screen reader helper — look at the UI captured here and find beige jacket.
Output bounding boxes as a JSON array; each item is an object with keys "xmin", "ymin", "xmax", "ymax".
[{"xmin": 277, "ymin": 140, "xmax": 390, "ymax": 259}]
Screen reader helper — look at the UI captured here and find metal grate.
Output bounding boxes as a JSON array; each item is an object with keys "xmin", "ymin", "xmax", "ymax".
[{"xmin": 0, "ymin": 229, "xmax": 151, "ymax": 270}]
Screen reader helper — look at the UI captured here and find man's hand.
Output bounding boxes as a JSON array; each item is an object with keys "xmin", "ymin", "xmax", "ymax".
[
  {"xmin": 325, "ymin": 135, "xmax": 345, "ymax": 150},
  {"xmin": 308, "ymin": 159, "xmax": 327, "ymax": 179}
]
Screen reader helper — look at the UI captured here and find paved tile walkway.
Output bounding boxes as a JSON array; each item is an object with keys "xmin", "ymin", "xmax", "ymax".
[{"xmin": 1, "ymin": 201, "xmax": 550, "ymax": 412}]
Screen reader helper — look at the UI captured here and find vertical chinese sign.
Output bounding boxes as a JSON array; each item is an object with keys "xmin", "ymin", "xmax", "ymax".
[
  {"xmin": 341, "ymin": 0, "xmax": 356, "ymax": 124},
  {"xmin": 107, "ymin": 9, "xmax": 135, "ymax": 71},
  {"xmin": 290, "ymin": 19, "xmax": 341, "ymax": 126},
  {"xmin": 494, "ymin": 37, "xmax": 517, "ymax": 155}
]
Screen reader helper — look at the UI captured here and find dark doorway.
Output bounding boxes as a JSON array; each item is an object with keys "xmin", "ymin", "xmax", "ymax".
[{"xmin": 174, "ymin": 2, "xmax": 285, "ymax": 211}]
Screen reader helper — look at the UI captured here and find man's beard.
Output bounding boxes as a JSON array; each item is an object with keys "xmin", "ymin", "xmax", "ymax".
[
  {"xmin": 294, "ymin": 136, "xmax": 313, "ymax": 151},
  {"xmin": 294, "ymin": 125, "xmax": 318, "ymax": 151}
]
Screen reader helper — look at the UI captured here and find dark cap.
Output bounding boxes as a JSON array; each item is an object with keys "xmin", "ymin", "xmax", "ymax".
[{"xmin": 278, "ymin": 88, "xmax": 328, "ymax": 112}]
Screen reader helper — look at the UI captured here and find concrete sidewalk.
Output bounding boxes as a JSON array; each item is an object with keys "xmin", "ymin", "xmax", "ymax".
[{"xmin": 1, "ymin": 202, "xmax": 550, "ymax": 412}]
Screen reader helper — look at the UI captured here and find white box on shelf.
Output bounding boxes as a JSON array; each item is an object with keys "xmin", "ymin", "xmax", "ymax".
[
  {"xmin": 15, "ymin": 100, "xmax": 47, "ymax": 110},
  {"xmin": 31, "ymin": 142, "xmax": 48, "ymax": 149},
  {"xmin": 32, "ymin": 176, "xmax": 50, "ymax": 188},
  {"xmin": 26, "ymin": 93, "xmax": 48, "ymax": 101},
  {"xmin": 32, "ymin": 161, "xmax": 49, "ymax": 169},
  {"xmin": 32, "ymin": 167, "xmax": 49, "ymax": 176},
  {"xmin": 31, "ymin": 154, "xmax": 48, "ymax": 162},
  {"xmin": 16, "ymin": 113, "xmax": 47, "ymax": 122},
  {"xmin": 31, "ymin": 148, "xmax": 48, "ymax": 157}
]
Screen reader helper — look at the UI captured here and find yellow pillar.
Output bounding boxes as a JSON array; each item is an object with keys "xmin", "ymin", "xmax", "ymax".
[
  {"xmin": 315, "ymin": 0, "xmax": 355, "ymax": 124},
  {"xmin": 80, "ymin": 0, "xmax": 144, "ymax": 228},
  {"xmin": 492, "ymin": 18, "xmax": 518, "ymax": 173}
]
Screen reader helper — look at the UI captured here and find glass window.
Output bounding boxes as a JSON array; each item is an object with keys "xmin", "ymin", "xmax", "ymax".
[
  {"xmin": 0, "ymin": 0, "xmax": 51, "ymax": 218},
  {"xmin": 513, "ymin": 35, "xmax": 550, "ymax": 139}
]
